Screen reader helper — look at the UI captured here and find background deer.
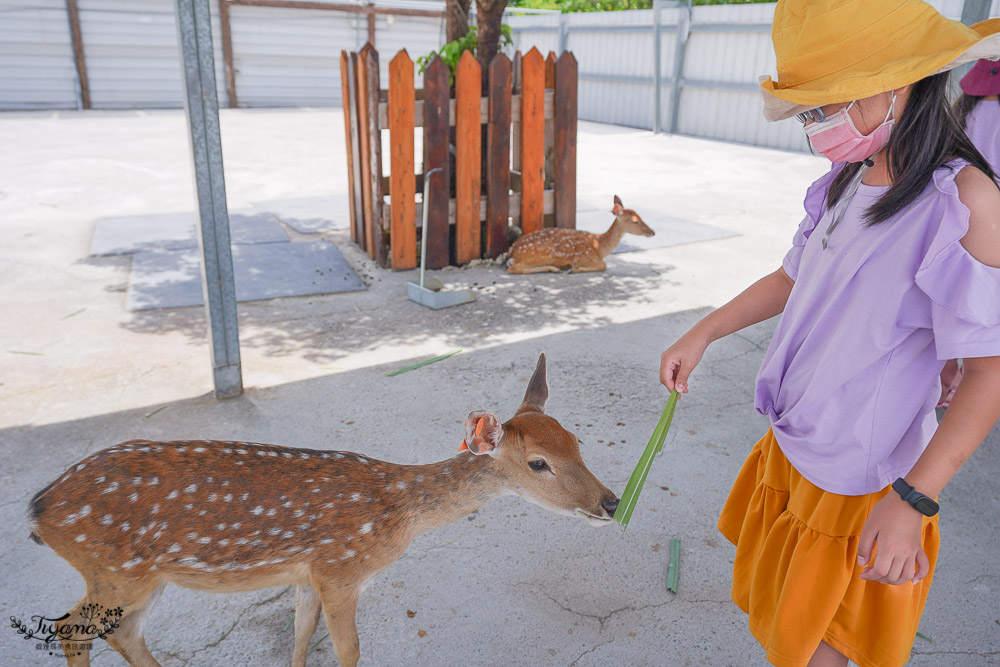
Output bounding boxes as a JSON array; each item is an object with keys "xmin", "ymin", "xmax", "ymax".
[
  {"xmin": 27, "ymin": 354, "xmax": 618, "ymax": 667},
  {"xmin": 507, "ymin": 195, "xmax": 655, "ymax": 274}
]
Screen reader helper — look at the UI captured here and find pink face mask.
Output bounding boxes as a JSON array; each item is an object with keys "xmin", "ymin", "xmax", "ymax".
[{"xmin": 803, "ymin": 92, "xmax": 896, "ymax": 163}]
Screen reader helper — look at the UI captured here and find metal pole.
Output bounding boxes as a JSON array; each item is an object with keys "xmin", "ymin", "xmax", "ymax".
[
  {"xmin": 961, "ymin": 0, "xmax": 990, "ymax": 25},
  {"xmin": 653, "ymin": 0, "xmax": 662, "ymax": 133},
  {"xmin": 668, "ymin": 0, "xmax": 691, "ymax": 134},
  {"xmin": 419, "ymin": 168, "xmax": 443, "ymax": 290},
  {"xmin": 174, "ymin": 0, "xmax": 243, "ymax": 398},
  {"xmin": 558, "ymin": 12, "xmax": 568, "ymax": 54}
]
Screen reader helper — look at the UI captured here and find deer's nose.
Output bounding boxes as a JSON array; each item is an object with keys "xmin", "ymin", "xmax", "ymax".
[{"xmin": 601, "ymin": 495, "xmax": 619, "ymax": 516}]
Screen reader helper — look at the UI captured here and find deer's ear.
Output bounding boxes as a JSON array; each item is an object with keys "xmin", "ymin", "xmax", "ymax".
[
  {"xmin": 612, "ymin": 195, "xmax": 624, "ymax": 216},
  {"xmin": 516, "ymin": 353, "xmax": 548, "ymax": 415},
  {"xmin": 463, "ymin": 411, "xmax": 503, "ymax": 456}
]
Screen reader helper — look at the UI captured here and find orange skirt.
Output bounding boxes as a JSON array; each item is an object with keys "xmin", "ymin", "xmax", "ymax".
[{"xmin": 717, "ymin": 429, "xmax": 940, "ymax": 667}]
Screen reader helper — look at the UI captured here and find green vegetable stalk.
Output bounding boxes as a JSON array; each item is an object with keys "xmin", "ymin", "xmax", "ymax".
[{"xmin": 613, "ymin": 390, "xmax": 679, "ymax": 530}]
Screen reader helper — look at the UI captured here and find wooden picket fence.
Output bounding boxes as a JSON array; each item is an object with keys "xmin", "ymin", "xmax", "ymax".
[{"xmin": 340, "ymin": 45, "xmax": 578, "ymax": 270}]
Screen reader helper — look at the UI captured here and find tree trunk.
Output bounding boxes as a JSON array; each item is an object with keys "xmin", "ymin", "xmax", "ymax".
[
  {"xmin": 475, "ymin": 0, "xmax": 507, "ymax": 76},
  {"xmin": 446, "ymin": 0, "xmax": 470, "ymax": 43}
]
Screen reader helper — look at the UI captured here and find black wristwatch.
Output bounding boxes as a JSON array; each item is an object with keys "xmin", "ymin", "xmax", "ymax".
[{"xmin": 892, "ymin": 478, "xmax": 939, "ymax": 517}]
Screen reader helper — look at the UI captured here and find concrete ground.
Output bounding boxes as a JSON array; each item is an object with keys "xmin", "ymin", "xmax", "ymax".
[{"xmin": 1, "ymin": 108, "xmax": 997, "ymax": 667}]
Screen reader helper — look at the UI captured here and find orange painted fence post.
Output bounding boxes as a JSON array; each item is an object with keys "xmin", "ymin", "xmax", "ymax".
[
  {"xmin": 520, "ymin": 47, "xmax": 545, "ymax": 236},
  {"xmin": 455, "ymin": 51, "xmax": 482, "ymax": 265},
  {"xmin": 388, "ymin": 50, "xmax": 416, "ymax": 270}
]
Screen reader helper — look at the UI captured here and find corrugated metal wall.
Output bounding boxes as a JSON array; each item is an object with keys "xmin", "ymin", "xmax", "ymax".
[
  {"xmin": 0, "ymin": 0, "xmax": 79, "ymax": 109},
  {"xmin": 510, "ymin": 1, "xmax": 999, "ymax": 152}
]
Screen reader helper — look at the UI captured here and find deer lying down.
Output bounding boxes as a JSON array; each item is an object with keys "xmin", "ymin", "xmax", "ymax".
[
  {"xmin": 507, "ymin": 195, "xmax": 655, "ymax": 274},
  {"xmin": 28, "ymin": 354, "xmax": 618, "ymax": 667}
]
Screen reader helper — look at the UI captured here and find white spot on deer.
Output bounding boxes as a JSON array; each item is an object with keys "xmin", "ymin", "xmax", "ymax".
[
  {"xmin": 283, "ymin": 452, "xmax": 292, "ymax": 458},
  {"xmin": 341, "ymin": 550, "xmax": 356, "ymax": 560},
  {"xmin": 298, "ymin": 524, "xmax": 310, "ymax": 531},
  {"xmin": 196, "ymin": 537, "xmax": 212, "ymax": 545},
  {"xmin": 137, "ymin": 526, "xmax": 148, "ymax": 537},
  {"xmin": 148, "ymin": 477, "xmax": 159, "ymax": 486},
  {"xmin": 232, "ymin": 522, "xmax": 242, "ymax": 530},
  {"xmin": 167, "ymin": 490, "xmax": 178, "ymax": 500},
  {"xmin": 237, "ymin": 449, "xmax": 247, "ymax": 455},
  {"xmin": 293, "ymin": 509, "xmax": 305, "ymax": 518},
  {"xmin": 323, "ymin": 503, "xmax": 335, "ymax": 509},
  {"xmin": 282, "ymin": 531, "xmax": 294, "ymax": 539},
  {"xmin": 194, "ymin": 447, "xmax": 206, "ymax": 453},
  {"xmin": 415, "ymin": 475, "xmax": 425, "ymax": 483},
  {"xmin": 177, "ymin": 447, "xmax": 187, "ymax": 453},
  {"xmin": 235, "ymin": 461, "xmax": 244, "ymax": 466},
  {"xmin": 198, "ymin": 510, "xmax": 207, "ymax": 516},
  {"xmin": 208, "ymin": 494, "xmax": 217, "ymax": 502},
  {"xmin": 251, "ymin": 506, "xmax": 264, "ymax": 516},
  {"xmin": 102, "ymin": 482, "xmax": 119, "ymax": 495},
  {"xmin": 257, "ymin": 451, "xmax": 266, "ymax": 457},
  {"xmin": 150, "ymin": 504, "xmax": 160, "ymax": 515},
  {"xmin": 320, "ymin": 538, "xmax": 335, "ymax": 545},
  {"xmin": 222, "ymin": 448, "xmax": 232, "ymax": 454},
  {"xmin": 219, "ymin": 539, "xmax": 230, "ymax": 547},
  {"xmin": 301, "ymin": 547, "xmax": 315, "ymax": 554},
  {"xmin": 283, "ymin": 501, "xmax": 293, "ymax": 508},
  {"xmin": 100, "ymin": 515, "xmax": 113, "ymax": 526},
  {"xmin": 216, "ymin": 523, "xmax": 227, "ymax": 531},
  {"xmin": 350, "ymin": 493, "xmax": 361, "ymax": 502},
  {"xmin": 132, "ymin": 477, "xmax": 142, "ymax": 485},
  {"xmin": 60, "ymin": 505, "xmax": 92, "ymax": 526},
  {"xmin": 235, "ymin": 538, "xmax": 249, "ymax": 545},
  {"xmin": 186, "ymin": 532, "xmax": 198, "ymax": 541},
  {"xmin": 312, "ymin": 488, "xmax": 320, "ymax": 493},
  {"xmin": 177, "ymin": 557, "xmax": 199, "ymax": 566},
  {"xmin": 222, "ymin": 480, "xmax": 230, "ymax": 487},
  {"xmin": 268, "ymin": 527, "xmax": 282, "ymax": 536},
  {"xmin": 224, "ymin": 494, "xmax": 233, "ymax": 502},
  {"xmin": 268, "ymin": 452, "xmax": 277, "ymax": 457},
  {"xmin": 75, "ymin": 534, "xmax": 86, "ymax": 543},
  {"xmin": 396, "ymin": 481, "xmax": 407, "ymax": 490},
  {"xmin": 122, "ymin": 558, "xmax": 143, "ymax": 570},
  {"xmin": 308, "ymin": 514, "xmax": 320, "ymax": 521},
  {"xmin": 333, "ymin": 453, "xmax": 344, "ymax": 459},
  {"xmin": 359, "ymin": 522, "xmax": 373, "ymax": 534},
  {"xmin": 168, "ymin": 543, "xmax": 182, "ymax": 553},
  {"xmin": 94, "ymin": 476, "xmax": 106, "ymax": 484},
  {"xmin": 356, "ymin": 456, "xmax": 368, "ymax": 464},
  {"xmin": 129, "ymin": 492, "xmax": 138, "ymax": 503},
  {"xmin": 138, "ymin": 447, "xmax": 151, "ymax": 452},
  {"xmin": 299, "ymin": 453, "xmax": 310, "ymax": 460},
  {"xmin": 270, "ymin": 558, "xmax": 287, "ymax": 564},
  {"xmin": 120, "ymin": 522, "xmax": 130, "ymax": 532},
  {"xmin": 241, "ymin": 493, "xmax": 250, "ymax": 501},
  {"xmin": 265, "ymin": 509, "xmax": 276, "ymax": 517},
  {"xmin": 184, "ymin": 504, "xmax": 194, "ymax": 511},
  {"xmin": 76, "ymin": 464, "xmax": 86, "ymax": 471},
  {"xmin": 206, "ymin": 477, "xmax": 213, "ymax": 483},
  {"xmin": 184, "ymin": 484, "xmax": 197, "ymax": 493}
]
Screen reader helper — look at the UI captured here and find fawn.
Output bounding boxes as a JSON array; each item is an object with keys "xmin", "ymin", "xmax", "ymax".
[
  {"xmin": 27, "ymin": 354, "xmax": 619, "ymax": 667},
  {"xmin": 506, "ymin": 195, "xmax": 655, "ymax": 274}
]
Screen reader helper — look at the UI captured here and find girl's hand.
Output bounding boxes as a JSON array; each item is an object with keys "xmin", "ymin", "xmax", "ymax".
[
  {"xmin": 660, "ymin": 330, "xmax": 711, "ymax": 393},
  {"xmin": 857, "ymin": 492, "xmax": 930, "ymax": 586}
]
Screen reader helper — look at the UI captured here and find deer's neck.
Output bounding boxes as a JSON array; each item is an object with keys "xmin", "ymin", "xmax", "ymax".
[
  {"xmin": 385, "ymin": 454, "xmax": 506, "ymax": 538},
  {"xmin": 596, "ymin": 218, "xmax": 627, "ymax": 259}
]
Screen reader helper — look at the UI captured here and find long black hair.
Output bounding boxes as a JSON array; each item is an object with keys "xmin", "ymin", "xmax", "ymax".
[
  {"xmin": 954, "ymin": 92, "xmax": 1000, "ymax": 129},
  {"xmin": 825, "ymin": 72, "xmax": 996, "ymax": 225}
]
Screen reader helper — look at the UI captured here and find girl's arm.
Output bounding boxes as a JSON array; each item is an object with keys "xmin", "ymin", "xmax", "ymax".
[
  {"xmin": 660, "ymin": 267, "xmax": 794, "ymax": 392},
  {"xmin": 858, "ymin": 166, "xmax": 1000, "ymax": 586}
]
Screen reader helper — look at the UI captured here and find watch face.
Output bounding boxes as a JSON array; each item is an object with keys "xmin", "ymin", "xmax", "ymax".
[{"xmin": 914, "ymin": 497, "xmax": 939, "ymax": 516}]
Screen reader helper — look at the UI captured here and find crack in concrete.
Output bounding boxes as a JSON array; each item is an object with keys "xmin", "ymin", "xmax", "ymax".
[
  {"xmin": 399, "ymin": 541, "xmax": 479, "ymax": 562},
  {"xmin": 568, "ymin": 637, "xmax": 616, "ymax": 667},
  {"xmin": 164, "ymin": 586, "xmax": 292, "ymax": 664},
  {"xmin": 517, "ymin": 583, "xmax": 674, "ymax": 632},
  {"xmin": 965, "ymin": 573, "xmax": 999, "ymax": 586},
  {"xmin": 911, "ymin": 649, "xmax": 1000, "ymax": 658}
]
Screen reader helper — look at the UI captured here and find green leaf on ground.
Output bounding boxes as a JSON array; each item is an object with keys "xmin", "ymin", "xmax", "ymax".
[{"xmin": 385, "ymin": 350, "xmax": 461, "ymax": 376}]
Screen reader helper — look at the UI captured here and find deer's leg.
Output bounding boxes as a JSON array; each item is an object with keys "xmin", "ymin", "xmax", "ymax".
[
  {"xmin": 100, "ymin": 579, "xmax": 165, "ymax": 667},
  {"xmin": 507, "ymin": 261, "xmax": 562, "ymax": 274},
  {"xmin": 317, "ymin": 582, "xmax": 362, "ymax": 667},
  {"xmin": 60, "ymin": 576, "xmax": 164, "ymax": 667},
  {"xmin": 292, "ymin": 582, "xmax": 322, "ymax": 667},
  {"xmin": 570, "ymin": 255, "xmax": 607, "ymax": 273}
]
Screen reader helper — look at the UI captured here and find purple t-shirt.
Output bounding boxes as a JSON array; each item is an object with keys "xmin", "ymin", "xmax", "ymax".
[
  {"xmin": 755, "ymin": 159, "xmax": 1000, "ymax": 495},
  {"xmin": 966, "ymin": 99, "xmax": 1000, "ymax": 174}
]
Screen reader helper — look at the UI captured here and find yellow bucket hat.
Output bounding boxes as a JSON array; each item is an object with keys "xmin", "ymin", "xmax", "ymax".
[{"xmin": 760, "ymin": 0, "xmax": 1000, "ymax": 121}]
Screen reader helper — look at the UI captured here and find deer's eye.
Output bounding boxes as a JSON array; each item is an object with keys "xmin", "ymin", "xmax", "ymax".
[{"xmin": 528, "ymin": 459, "xmax": 549, "ymax": 472}]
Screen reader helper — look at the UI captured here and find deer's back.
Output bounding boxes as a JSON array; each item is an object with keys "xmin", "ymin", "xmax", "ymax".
[
  {"xmin": 510, "ymin": 228, "xmax": 598, "ymax": 266},
  {"xmin": 29, "ymin": 440, "xmax": 397, "ymax": 587}
]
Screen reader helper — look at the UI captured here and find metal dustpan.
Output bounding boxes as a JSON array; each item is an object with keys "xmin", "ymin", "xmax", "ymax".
[{"xmin": 407, "ymin": 167, "xmax": 475, "ymax": 310}]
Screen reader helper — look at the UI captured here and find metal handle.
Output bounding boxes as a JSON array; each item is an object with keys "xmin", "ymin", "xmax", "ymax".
[{"xmin": 420, "ymin": 167, "xmax": 443, "ymax": 288}]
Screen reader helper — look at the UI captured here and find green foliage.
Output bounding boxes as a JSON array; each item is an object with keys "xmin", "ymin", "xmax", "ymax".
[
  {"xmin": 417, "ymin": 25, "xmax": 515, "ymax": 83},
  {"xmin": 508, "ymin": 0, "xmax": 772, "ymax": 10}
]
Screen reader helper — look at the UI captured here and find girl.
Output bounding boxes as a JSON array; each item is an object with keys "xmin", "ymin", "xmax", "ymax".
[
  {"xmin": 939, "ymin": 59, "xmax": 1000, "ymax": 406},
  {"xmin": 659, "ymin": 2, "xmax": 1000, "ymax": 666}
]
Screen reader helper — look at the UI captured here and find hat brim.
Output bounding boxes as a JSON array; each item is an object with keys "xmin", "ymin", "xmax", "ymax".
[{"xmin": 761, "ymin": 19, "xmax": 1000, "ymax": 121}]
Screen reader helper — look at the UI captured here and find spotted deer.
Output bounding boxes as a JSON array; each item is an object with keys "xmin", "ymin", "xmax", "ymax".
[
  {"xmin": 27, "ymin": 354, "xmax": 618, "ymax": 667},
  {"xmin": 506, "ymin": 195, "xmax": 655, "ymax": 274}
]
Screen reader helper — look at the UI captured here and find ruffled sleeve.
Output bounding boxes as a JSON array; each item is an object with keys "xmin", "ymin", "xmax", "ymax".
[
  {"xmin": 782, "ymin": 163, "xmax": 844, "ymax": 281},
  {"xmin": 915, "ymin": 161, "xmax": 1000, "ymax": 360}
]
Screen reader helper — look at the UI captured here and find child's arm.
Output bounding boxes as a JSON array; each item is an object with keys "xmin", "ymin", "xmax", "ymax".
[
  {"xmin": 660, "ymin": 267, "xmax": 794, "ymax": 392},
  {"xmin": 858, "ymin": 166, "xmax": 1000, "ymax": 586}
]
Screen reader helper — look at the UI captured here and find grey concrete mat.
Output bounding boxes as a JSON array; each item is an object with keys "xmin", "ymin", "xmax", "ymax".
[
  {"xmin": 252, "ymin": 195, "xmax": 351, "ymax": 233},
  {"xmin": 90, "ymin": 211, "xmax": 288, "ymax": 256},
  {"xmin": 575, "ymin": 208, "xmax": 739, "ymax": 253},
  {"xmin": 126, "ymin": 241, "xmax": 365, "ymax": 311}
]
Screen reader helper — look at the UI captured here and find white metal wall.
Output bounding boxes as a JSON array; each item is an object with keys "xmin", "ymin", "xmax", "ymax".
[
  {"xmin": 0, "ymin": 0, "xmax": 79, "ymax": 109},
  {"xmin": 77, "ymin": 0, "xmax": 226, "ymax": 109},
  {"xmin": 510, "ymin": 1, "xmax": 1000, "ymax": 152}
]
